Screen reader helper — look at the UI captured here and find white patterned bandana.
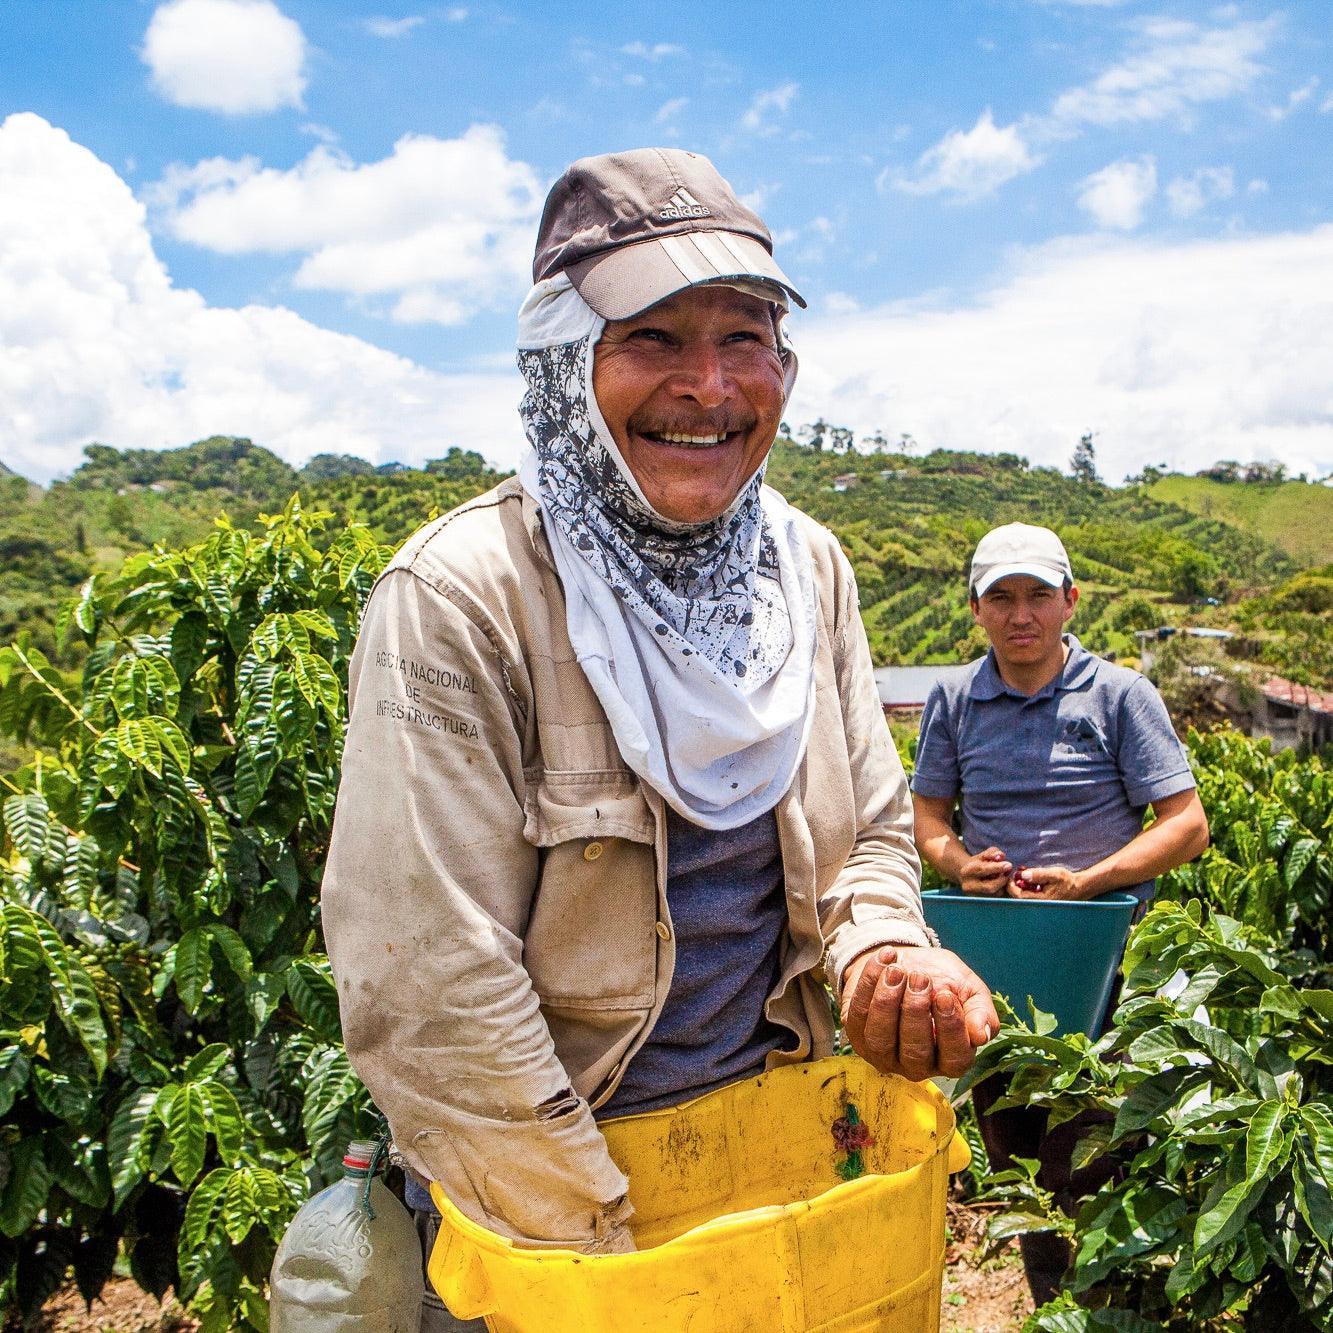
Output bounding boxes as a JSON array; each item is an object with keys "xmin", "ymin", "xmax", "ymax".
[{"xmin": 516, "ymin": 276, "xmax": 818, "ymax": 830}]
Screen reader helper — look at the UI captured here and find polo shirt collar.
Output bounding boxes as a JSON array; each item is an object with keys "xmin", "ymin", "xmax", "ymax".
[{"xmin": 970, "ymin": 633, "xmax": 1096, "ymax": 701}]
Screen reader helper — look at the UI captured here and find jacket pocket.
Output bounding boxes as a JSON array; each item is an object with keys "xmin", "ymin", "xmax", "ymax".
[
  {"xmin": 521, "ymin": 768, "xmax": 658, "ymax": 1010},
  {"xmin": 413, "ymin": 1101, "xmax": 632, "ymax": 1249}
]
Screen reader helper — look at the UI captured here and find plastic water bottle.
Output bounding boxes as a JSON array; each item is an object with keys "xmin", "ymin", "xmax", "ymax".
[{"xmin": 269, "ymin": 1139, "xmax": 424, "ymax": 1331}]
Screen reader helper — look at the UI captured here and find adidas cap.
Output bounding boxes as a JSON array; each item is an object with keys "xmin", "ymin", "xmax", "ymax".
[
  {"xmin": 970, "ymin": 523, "xmax": 1074, "ymax": 598},
  {"xmin": 533, "ymin": 148, "xmax": 806, "ymax": 319}
]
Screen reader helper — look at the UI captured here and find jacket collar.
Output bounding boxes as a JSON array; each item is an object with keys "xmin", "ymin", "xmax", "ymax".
[{"xmin": 969, "ymin": 633, "xmax": 1096, "ymax": 701}]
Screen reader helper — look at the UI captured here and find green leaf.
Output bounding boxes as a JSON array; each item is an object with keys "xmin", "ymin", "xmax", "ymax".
[
  {"xmin": 1302, "ymin": 1104, "xmax": 1333, "ymax": 1189},
  {"xmin": 1244, "ymin": 1101, "xmax": 1288, "ymax": 1182},
  {"xmin": 4, "ymin": 792, "xmax": 52, "ymax": 862},
  {"xmin": 1114, "ymin": 1067, "xmax": 1196, "ymax": 1139},
  {"xmin": 286, "ymin": 957, "xmax": 342, "ymax": 1041},
  {"xmin": 200, "ymin": 1080, "xmax": 244, "ymax": 1167},
  {"xmin": 182, "ymin": 1167, "xmax": 230, "ymax": 1250},
  {"xmin": 33, "ymin": 920, "xmax": 109, "ymax": 1076},
  {"xmin": 0, "ymin": 1047, "xmax": 30, "ymax": 1118},
  {"xmin": 0, "ymin": 1136, "xmax": 52, "ymax": 1237},
  {"xmin": 1195, "ymin": 1170, "xmax": 1266, "ymax": 1257},
  {"xmin": 112, "ymin": 717, "xmax": 164, "ymax": 777},
  {"xmin": 108, "ymin": 1087, "xmax": 160, "ymax": 1207},
  {"xmin": 290, "ymin": 651, "xmax": 341, "ymax": 721},
  {"xmin": 1294, "ymin": 1151, "xmax": 1333, "ymax": 1253},
  {"xmin": 245, "ymin": 971, "xmax": 287, "ymax": 1034},
  {"xmin": 221, "ymin": 1168, "xmax": 259, "ymax": 1244},
  {"xmin": 183, "ymin": 1043, "xmax": 230, "ymax": 1083},
  {"xmin": 233, "ymin": 726, "xmax": 281, "ymax": 818},
  {"xmin": 174, "ymin": 928, "xmax": 214, "ymax": 1014},
  {"xmin": 153, "ymin": 718, "xmax": 192, "ymax": 773},
  {"xmin": 164, "ymin": 1082, "xmax": 208, "ymax": 1187},
  {"xmin": 204, "ymin": 922, "xmax": 252, "ymax": 983},
  {"xmin": 169, "ymin": 610, "xmax": 209, "ymax": 684},
  {"xmin": 1284, "ymin": 836, "xmax": 1320, "ymax": 888}
]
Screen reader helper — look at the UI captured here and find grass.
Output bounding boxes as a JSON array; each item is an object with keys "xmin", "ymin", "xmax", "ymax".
[{"xmin": 1147, "ymin": 475, "xmax": 1333, "ymax": 567}]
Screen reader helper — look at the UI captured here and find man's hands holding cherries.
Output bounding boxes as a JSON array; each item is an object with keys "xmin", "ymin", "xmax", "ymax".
[
  {"xmin": 841, "ymin": 944, "xmax": 1000, "ymax": 1082},
  {"xmin": 959, "ymin": 846, "xmax": 1091, "ymax": 900}
]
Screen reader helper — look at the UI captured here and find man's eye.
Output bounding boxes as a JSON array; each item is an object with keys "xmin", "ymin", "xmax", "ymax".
[{"xmin": 630, "ymin": 328, "xmax": 671, "ymax": 344}]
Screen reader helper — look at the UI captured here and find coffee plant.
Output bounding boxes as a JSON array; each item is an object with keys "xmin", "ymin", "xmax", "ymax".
[
  {"xmin": 0, "ymin": 498, "xmax": 395, "ymax": 1329},
  {"xmin": 966, "ymin": 898, "xmax": 1332, "ymax": 1328},
  {"xmin": 0, "ymin": 474, "xmax": 1329, "ymax": 1331}
]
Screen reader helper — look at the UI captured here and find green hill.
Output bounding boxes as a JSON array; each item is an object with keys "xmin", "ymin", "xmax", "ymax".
[
  {"xmin": 1147, "ymin": 474, "xmax": 1333, "ymax": 567},
  {"xmin": 2, "ymin": 435, "xmax": 1328, "ymax": 689}
]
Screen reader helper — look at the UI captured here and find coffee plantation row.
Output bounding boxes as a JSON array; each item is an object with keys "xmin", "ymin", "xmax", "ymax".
[{"xmin": 0, "ymin": 500, "xmax": 1328, "ymax": 1330}]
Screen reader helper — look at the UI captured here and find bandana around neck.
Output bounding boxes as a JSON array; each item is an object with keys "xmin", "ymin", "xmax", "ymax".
[{"xmin": 516, "ymin": 276, "xmax": 817, "ymax": 829}]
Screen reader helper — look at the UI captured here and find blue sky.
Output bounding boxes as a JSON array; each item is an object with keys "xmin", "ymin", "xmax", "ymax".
[{"xmin": 2, "ymin": 0, "xmax": 1331, "ymax": 484}]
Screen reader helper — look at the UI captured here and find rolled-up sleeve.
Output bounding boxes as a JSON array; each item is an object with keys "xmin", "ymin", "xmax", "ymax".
[
  {"xmin": 321, "ymin": 568, "xmax": 631, "ymax": 1250},
  {"xmin": 818, "ymin": 552, "xmax": 933, "ymax": 999}
]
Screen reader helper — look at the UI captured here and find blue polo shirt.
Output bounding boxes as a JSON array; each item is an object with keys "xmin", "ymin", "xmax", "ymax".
[{"xmin": 911, "ymin": 635, "xmax": 1194, "ymax": 902}]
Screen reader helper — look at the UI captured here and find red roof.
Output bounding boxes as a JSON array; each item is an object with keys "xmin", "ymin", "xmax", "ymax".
[{"xmin": 1260, "ymin": 674, "xmax": 1333, "ymax": 715}]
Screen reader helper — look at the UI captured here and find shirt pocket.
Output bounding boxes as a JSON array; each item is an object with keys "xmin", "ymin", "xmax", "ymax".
[{"xmin": 521, "ymin": 767, "xmax": 658, "ymax": 1010}]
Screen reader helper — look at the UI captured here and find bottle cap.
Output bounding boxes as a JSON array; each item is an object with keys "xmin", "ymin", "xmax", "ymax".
[{"xmin": 343, "ymin": 1140, "xmax": 377, "ymax": 1170}]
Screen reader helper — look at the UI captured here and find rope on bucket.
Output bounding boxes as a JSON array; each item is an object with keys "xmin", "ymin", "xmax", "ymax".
[{"xmin": 832, "ymin": 1102, "xmax": 875, "ymax": 1181}]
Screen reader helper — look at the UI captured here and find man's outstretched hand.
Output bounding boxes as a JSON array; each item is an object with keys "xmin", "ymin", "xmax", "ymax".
[{"xmin": 841, "ymin": 945, "xmax": 999, "ymax": 1082}]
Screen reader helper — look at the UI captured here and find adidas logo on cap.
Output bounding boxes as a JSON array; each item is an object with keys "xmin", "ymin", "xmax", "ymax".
[{"xmin": 659, "ymin": 187, "xmax": 711, "ymax": 221}]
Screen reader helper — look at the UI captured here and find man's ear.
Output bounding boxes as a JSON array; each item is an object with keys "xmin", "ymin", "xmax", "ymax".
[{"xmin": 1063, "ymin": 584, "xmax": 1080, "ymax": 622}]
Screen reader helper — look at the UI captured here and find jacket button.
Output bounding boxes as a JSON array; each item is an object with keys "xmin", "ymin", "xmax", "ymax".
[
  {"xmin": 655, "ymin": 921, "xmax": 671, "ymax": 941},
  {"xmin": 583, "ymin": 841, "xmax": 604, "ymax": 861}
]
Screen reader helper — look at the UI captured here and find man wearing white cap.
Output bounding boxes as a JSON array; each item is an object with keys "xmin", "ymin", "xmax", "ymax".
[{"xmin": 910, "ymin": 522, "xmax": 1209, "ymax": 1302}]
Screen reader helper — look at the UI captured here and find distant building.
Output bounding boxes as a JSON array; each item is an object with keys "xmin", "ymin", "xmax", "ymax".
[
  {"xmin": 1224, "ymin": 674, "xmax": 1333, "ymax": 753},
  {"xmin": 875, "ymin": 664, "xmax": 974, "ymax": 714},
  {"xmin": 831, "ymin": 474, "xmax": 860, "ymax": 492},
  {"xmin": 1134, "ymin": 626, "xmax": 1234, "ymax": 675}
]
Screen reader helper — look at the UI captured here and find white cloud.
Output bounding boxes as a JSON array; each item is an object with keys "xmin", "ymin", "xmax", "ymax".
[
  {"xmin": 445, "ymin": 7, "xmax": 468, "ymax": 20},
  {"xmin": 1266, "ymin": 75, "xmax": 1320, "ymax": 121},
  {"xmin": 149, "ymin": 126, "xmax": 544, "ymax": 325},
  {"xmin": 141, "ymin": 0, "xmax": 307, "ymax": 114},
  {"xmin": 0, "ymin": 114, "xmax": 521, "ymax": 483},
  {"xmin": 1247, "ymin": 178, "xmax": 1270, "ymax": 195},
  {"xmin": 890, "ymin": 109, "xmax": 1040, "ymax": 200},
  {"xmin": 1321, "ymin": 93, "xmax": 1333, "ymax": 114},
  {"xmin": 741, "ymin": 82, "xmax": 799, "ymax": 134},
  {"xmin": 1077, "ymin": 156, "xmax": 1158, "ymax": 229},
  {"xmin": 655, "ymin": 97, "xmax": 688, "ymax": 124},
  {"xmin": 1166, "ymin": 166, "xmax": 1235, "ymax": 218},
  {"xmin": 788, "ymin": 226, "xmax": 1333, "ymax": 485},
  {"xmin": 1046, "ymin": 15, "xmax": 1275, "ymax": 130},
  {"xmin": 621, "ymin": 41, "xmax": 684, "ymax": 60},
  {"xmin": 892, "ymin": 15, "xmax": 1273, "ymax": 203},
  {"xmin": 364, "ymin": 15, "xmax": 424, "ymax": 38},
  {"xmin": 824, "ymin": 293, "xmax": 861, "ymax": 315}
]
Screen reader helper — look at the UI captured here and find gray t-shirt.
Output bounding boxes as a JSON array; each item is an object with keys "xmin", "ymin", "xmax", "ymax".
[
  {"xmin": 911, "ymin": 635, "xmax": 1194, "ymax": 901},
  {"xmin": 595, "ymin": 806, "xmax": 791, "ymax": 1119}
]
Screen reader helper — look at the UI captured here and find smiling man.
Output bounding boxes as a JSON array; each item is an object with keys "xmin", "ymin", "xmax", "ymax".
[
  {"xmin": 321, "ymin": 148, "xmax": 997, "ymax": 1329},
  {"xmin": 910, "ymin": 521, "xmax": 1209, "ymax": 1303}
]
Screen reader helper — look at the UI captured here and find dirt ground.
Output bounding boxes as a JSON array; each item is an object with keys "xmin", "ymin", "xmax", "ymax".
[
  {"xmin": 34, "ymin": 1202, "xmax": 1032, "ymax": 1331},
  {"xmin": 30, "ymin": 1285, "xmax": 197, "ymax": 1333},
  {"xmin": 941, "ymin": 1201, "xmax": 1035, "ymax": 1332}
]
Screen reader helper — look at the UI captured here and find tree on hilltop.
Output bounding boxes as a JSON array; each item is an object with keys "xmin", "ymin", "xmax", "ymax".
[{"xmin": 1070, "ymin": 431, "xmax": 1099, "ymax": 484}]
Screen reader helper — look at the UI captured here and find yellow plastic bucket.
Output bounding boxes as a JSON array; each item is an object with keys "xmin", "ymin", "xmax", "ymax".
[{"xmin": 428, "ymin": 1055, "xmax": 970, "ymax": 1332}]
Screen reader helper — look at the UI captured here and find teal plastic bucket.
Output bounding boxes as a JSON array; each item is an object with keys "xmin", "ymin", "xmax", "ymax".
[{"xmin": 921, "ymin": 889, "xmax": 1140, "ymax": 1036}]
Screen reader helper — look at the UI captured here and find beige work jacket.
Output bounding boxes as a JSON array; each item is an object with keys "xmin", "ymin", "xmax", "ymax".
[{"xmin": 321, "ymin": 477, "xmax": 929, "ymax": 1251}]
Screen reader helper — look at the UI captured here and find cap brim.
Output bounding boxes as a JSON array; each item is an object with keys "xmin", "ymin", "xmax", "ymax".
[
  {"xmin": 567, "ymin": 230, "xmax": 806, "ymax": 320},
  {"xmin": 972, "ymin": 564, "xmax": 1069, "ymax": 598}
]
